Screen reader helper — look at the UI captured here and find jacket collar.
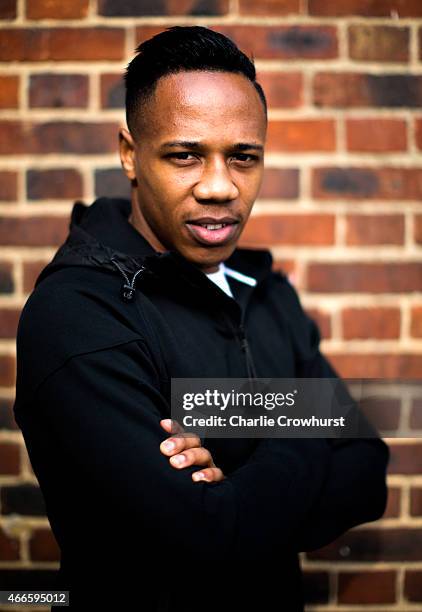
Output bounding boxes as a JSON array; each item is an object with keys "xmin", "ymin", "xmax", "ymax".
[
  {"xmin": 35, "ymin": 197, "xmax": 274, "ymax": 309},
  {"xmin": 76, "ymin": 197, "xmax": 273, "ymax": 281}
]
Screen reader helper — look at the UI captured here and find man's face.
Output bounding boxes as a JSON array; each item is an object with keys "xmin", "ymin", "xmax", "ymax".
[{"xmin": 119, "ymin": 70, "xmax": 267, "ymax": 273}]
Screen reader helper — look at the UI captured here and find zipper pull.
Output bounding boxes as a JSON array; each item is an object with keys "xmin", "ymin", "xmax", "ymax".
[
  {"xmin": 110, "ymin": 258, "xmax": 145, "ymax": 303},
  {"xmin": 121, "ymin": 283, "xmax": 136, "ymax": 302}
]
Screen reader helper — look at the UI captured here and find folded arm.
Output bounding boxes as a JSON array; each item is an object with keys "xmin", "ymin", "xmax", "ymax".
[{"xmin": 16, "ymin": 339, "xmax": 333, "ymax": 561}]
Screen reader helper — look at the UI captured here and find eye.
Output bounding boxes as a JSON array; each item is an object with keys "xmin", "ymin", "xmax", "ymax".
[
  {"xmin": 231, "ymin": 153, "xmax": 259, "ymax": 166},
  {"xmin": 173, "ymin": 152, "xmax": 194, "ymax": 159},
  {"xmin": 166, "ymin": 152, "xmax": 198, "ymax": 164}
]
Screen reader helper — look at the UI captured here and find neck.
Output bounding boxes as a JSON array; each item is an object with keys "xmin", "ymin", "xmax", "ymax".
[
  {"xmin": 203, "ymin": 264, "xmax": 220, "ymax": 274},
  {"xmin": 128, "ymin": 208, "xmax": 167, "ymax": 253}
]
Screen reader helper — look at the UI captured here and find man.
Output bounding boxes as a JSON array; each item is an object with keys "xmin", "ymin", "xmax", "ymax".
[{"xmin": 14, "ymin": 27, "xmax": 389, "ymax": 611}]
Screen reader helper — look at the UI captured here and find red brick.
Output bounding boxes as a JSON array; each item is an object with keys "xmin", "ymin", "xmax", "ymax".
[
  {"xmin": 0, "ymin": 216, "xmax": 68, "ymax": 247},
  {"xmin": 1, "ymin": 483, "xmax": 47, "ymax": 516},
  {"xmin": 0, "ymin": 0, "xmax": 16, "ymax": 19},
  {"xmin": 0, "ymin": 308, "xmax": 21, "ymax": 339},
  {"xmin": 0, "ymin": 28, "xmax": 125, "ymax": 62},
  {"xmin": 258, "ymin": 168, "xmax": 299, "ymax": 199},
  {"xmin": 338, "ymin": 570, "xmax": 396, "ymax": 604},
  {"xmin": 27, "ymin": 169, "xmax": 83, "ymax": 200},
  {"xmin": 384, "ymin": 486, "xmax": 401, "ymax": 518},
  {"xmin": 29, "ymin": 529, "xmax": 60, "ymax": 562},
  {"xmin": 410, "ymin": 398, "xmax": 422, "ymax": 429},
  {"xmin": 0, "ymin": 171, "xmax": 18, "ymax": 201},
  {"xmin": 134, "ymin": 26, "xmax": 166, "ymax": 46},
  {"xmin": 346, "ymin": 214, "xmax": 405, "ymax": 245},
  {"xmin": 307, "ymin": 528, "xmax": 422, "ymax": 562},
  {"xmin": 312, "ymin": 167, "xmax": 422, "ymax": 201},
  {"xmin": 0, "ymin": 355, "xmax": 15, "ymax": 386},
  {"xmin": 0, "ymin": 398, "xmax": 18, "ymax": 430},
  {"xmin": 29, "ymin": 73, "xmax": 88, "ymax": 108},
  {"xmin": 358, "ymin": 397, "xmax": 401, "ymax": 431},
  {"xmin": 256, "ymin": 72, "xmax": 303, "ymax": 108},
  {"xmin": 388, "ymin": 443, "xmax": 422, "ymax": 474},
  {"xmin": 215, "ymin": 25, "xmax": 338, "ymax": 60},
  {"xmin": 309, "ymin": 0, "xmax": 422, "ymax": 17},
  {"xmin": 0, "ymin": 442, "xmax": 20, "ymax": 475},
  {"xmin": 349, "ymin": 25, "xmax": 409, "ymax": 62},
  {"xmin": 0, "ymin": 75, "xmax": 19, "ymax": 108},
  {"xmin": 100, "ymin": 73, "xmax": 125, "ymax": 109},
  {"xmin": 0, "ymin": 527, "xmax": 19, "ymax": 561},
  {"xmin": 100, "ymin": 0, "xmax": 228, "ymax": 16},
  {"xmin": 342, "ymin": 307, "xmax": 401, "ymax": 340},
  {"xmin": 308, "ymin": 262, "xmax": 422, "ymax": 293},
  {"xmin": 410, "ymin": 488, "xmax": 422, "ymax": 516},
  {"xmin": 272, "ymin": 259, "xmax": 297, "ymax": 279},
  {"xmin": 415, "ymin": 215, "xmax": 422, "ymax": 244},
  {"xmin": 329, "ymin": 353, "xmax": 422, "ymax": 378},
  {"xmin": 136, "ymin": 26, "xmax": 338, "ymax": 60},
  {"xmin": 23, "ymin": 260, "xmax": 52, "ymax": 293},
  {"xmin": 26, "ymin": 0, "xmax": 89, "ymax": 19},
  {"xmin": 241, "ymin": 214, "xmax": 335, "ymax": 246},
  {"xmin": 0, "ymin": 262, "xmax": 14, "ymax": 294},
  {"xmin": 305, "ymin": 308, "xmax": 332, "ymax": 339},
  {"xmin": 95, "ymin": 168, "xmax": 130, "ymax": 200},
  {"xmin": 414, "ymin": 119, "xmax": 422, "ymax": 150},
  {"xmin": 405, "ymin": 570, "xmax": 422, "ymax": 602},
  {"xmin": 0, "ymin": 121, "xmax": 119, "ymax": 155},
  {"xmin": 267, "ymin": 120, "xmax": 336, "ymax": 153},
  {"xmin": 411, "ymin": 307, "xmax": 422, "ymax": 338},
  {"xmin": 346, "ymin": 119, "xmax": 407, "ymax": 153},
  {"xmin": 418, "ymin": 29, "xmax": 422, "ymax": 61},
  {"xmin": 314, "ymin": 73, "xmax": 422, "ymax": 108},
  {"xmin": 239, "ymin": 0, "xmax": 301, "ymax": 15}
]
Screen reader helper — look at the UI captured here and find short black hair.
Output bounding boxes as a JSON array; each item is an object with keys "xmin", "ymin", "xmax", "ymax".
[{"xmin": 124, "ymin": 26, "xmax": 267, "ymax": 138}]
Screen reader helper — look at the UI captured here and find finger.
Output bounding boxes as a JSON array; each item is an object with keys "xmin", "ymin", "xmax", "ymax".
[
  {"xmin": 177, "ymin": 432, "xmax": 202, "ymax": 450},
  {"xmin": 169, "ymin": 447, "xmax": 212, "ymax": 469},
  {"xmin": 192, "ymin": 467, "xmax": 225, "ymax": 483},
  {"xmin": 159, "ymin": 431, "xmax": 202, "ymax": 456},
  {"xmin": 160, "ymin": 436, "xmax": 184, "ymax": 456},
  {"xmin": 160, "ymin": 419, "xmax": 185, "ymax": 436},
  {"xmin": 160, "ymin": 418, "xmax": 198, "ymax": 444}
]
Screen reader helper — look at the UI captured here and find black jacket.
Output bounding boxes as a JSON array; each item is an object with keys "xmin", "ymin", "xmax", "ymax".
[{"xmin": 13, "ymin": 197, "xmax": 389, "ymax": 611}]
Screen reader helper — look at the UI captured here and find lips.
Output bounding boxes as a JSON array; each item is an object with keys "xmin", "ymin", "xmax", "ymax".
[{"xmin": 185, "ymin": 216, "xmax": 239, "ymax": 246}]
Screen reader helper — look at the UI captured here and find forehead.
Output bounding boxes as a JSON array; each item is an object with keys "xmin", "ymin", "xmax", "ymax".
[{"xmin": 141, "ymin": 71, "xmax": 266, "ymax": 144}]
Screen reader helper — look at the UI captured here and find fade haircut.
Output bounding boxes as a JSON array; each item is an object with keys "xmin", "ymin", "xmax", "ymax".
[{"xmin": 124, "ymin": 26, "xmax": 267, "ymax": 138}]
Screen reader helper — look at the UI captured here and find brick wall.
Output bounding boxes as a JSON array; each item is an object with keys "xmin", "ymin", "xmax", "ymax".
[{"xmin": 0, "ymin": 0, "xmax": 421, "ymax": 609}]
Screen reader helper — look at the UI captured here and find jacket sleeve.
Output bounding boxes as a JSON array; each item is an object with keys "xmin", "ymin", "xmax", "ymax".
[
  {"xmin": 283, "ymin": 283, "xmax": 390, "ymax": 552},
  {"xmin": 296, "ymin": 334, "xmax": 390, "ymax": 551},
  {"xmin": 17, "ymin": 338, "xmax": 334, "ymax": 562}
]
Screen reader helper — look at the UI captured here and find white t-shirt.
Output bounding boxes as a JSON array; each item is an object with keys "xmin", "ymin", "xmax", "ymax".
[{"xmin": 205, "ymin": 263, "xmax": 257, "ymax": 298}]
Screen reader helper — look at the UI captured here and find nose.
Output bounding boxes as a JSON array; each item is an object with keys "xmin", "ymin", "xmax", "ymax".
[{"xmin": 193, "ymin": 158, "xmax": 239, "ymax": 203}]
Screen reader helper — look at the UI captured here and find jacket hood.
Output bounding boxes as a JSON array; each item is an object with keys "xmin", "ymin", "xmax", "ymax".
[{"xmin": 35, "ymin": 197, "xmax": 275, "ymax": 304}]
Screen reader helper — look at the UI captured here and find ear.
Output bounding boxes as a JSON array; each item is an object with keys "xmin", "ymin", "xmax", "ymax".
[{"xmin": 119, "ymin": 127, "xmax": 137, "ymax": 181}]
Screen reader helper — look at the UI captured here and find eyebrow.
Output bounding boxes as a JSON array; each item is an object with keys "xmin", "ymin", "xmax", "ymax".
[{"xmin": 160, "ymin": 140, "xmax": 264, "ymax": 152}]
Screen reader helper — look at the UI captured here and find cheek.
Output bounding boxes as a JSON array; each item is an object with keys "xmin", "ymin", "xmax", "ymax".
[
  {"xmin": 142, "ymin": 162, "xmax": 195, "ymax": 200},
  {"xmin": 136, "ymin": 166, "xmax": 170, "ymax": 205},
  {"xmin": 238, "ymin": 170, "xmax": 264, "ymax": 202},
  {"xmin": 167, "ymin": 166, "xmax": 203, "ymax": 194}
]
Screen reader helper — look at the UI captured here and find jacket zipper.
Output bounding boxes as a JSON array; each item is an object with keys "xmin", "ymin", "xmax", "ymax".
[
  {"xmin": 221, "ymin": 310, "xmax": 258, "ymax": 380},
  {"xmin": 111, "ymin": 255, "xmax": 258, "ymax": 378},
  {"xmin": 110, "ymin": 258, "xmax": 145, "ymax": 302},
  {"xmin": 237, "ymin": 322, "xmax": 258, "ymax": 380}
]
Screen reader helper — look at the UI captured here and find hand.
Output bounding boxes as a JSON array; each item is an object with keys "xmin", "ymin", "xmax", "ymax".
[{"xmin": 159, "ymin": 418, "xmax": 225, "ymax": 483}]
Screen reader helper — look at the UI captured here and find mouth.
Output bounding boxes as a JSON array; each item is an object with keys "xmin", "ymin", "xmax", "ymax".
[{"xmin": 185, "ymin": 217, "xmax": 240, "ymax": 246}]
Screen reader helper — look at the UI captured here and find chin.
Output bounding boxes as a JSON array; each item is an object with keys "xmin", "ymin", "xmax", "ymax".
[
  {"xmin": 180, "ymin": 242, "xmax": 237, "ymax": 270},
  {"xmin": 199, "ymin": 248, "xmax": 233, "ymax": 266}
]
